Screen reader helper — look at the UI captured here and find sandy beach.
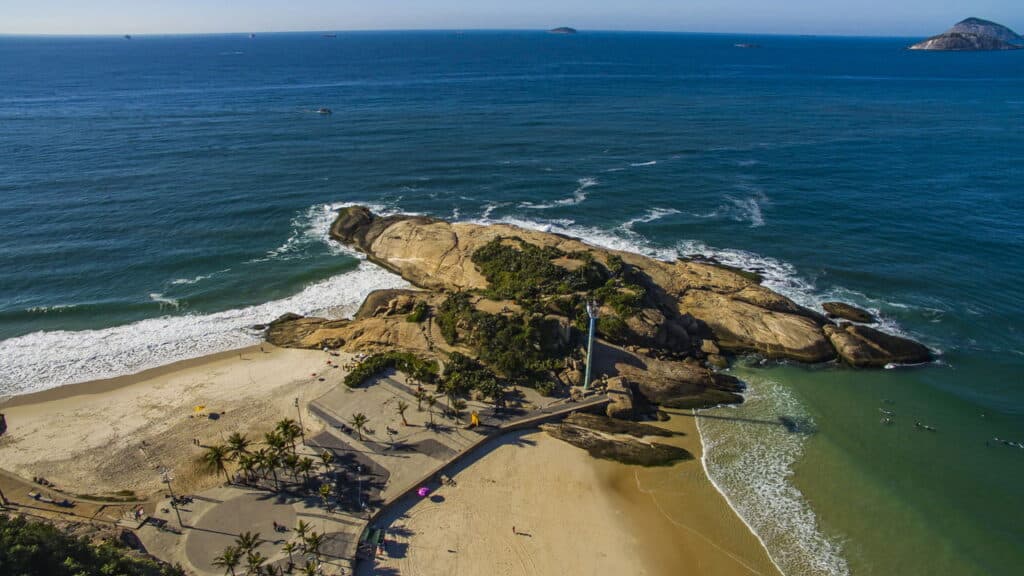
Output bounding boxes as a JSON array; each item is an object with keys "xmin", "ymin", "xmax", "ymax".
[
  {"xmin": 364, "ymin": 421, "xmax": 781, "ymax": 576},
  {"xmin": 0, "ymin": 345, "xmax": 345, "ymax": 497},
  {"xmin": 1, "ymin": 346, "xmax": 779, "ymax": 575}
]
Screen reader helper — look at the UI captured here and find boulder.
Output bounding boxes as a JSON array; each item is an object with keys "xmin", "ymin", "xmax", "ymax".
[
  {"xmin": 604, "ymin": 377, "xmax": 635, "ymax": 420},
  {"xmin": 540, "ymin": 422, "xmax": 692, "ymax": 466},
  {"xmin": 822, "ymin": 302, "xmax": 875, "ymax": 323},
  {"xmin": 824, "ymin": 324, "xmax": 932, "ymax": 367},
  {"xmin": 564, "ymin": 412, "xmax": 676, "ymax": 437},
  {"xmin": 681, "ymin": 290, "xmax": 836, "ymax": 363}
]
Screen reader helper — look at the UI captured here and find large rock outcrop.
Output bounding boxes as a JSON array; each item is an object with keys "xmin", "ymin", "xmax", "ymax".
[
  {"xmin": 824, "ymin": 324, "xmax": 932, "ymax": 368},
  {"xmin": 328, "ymin": 206, "xmax": 931, "ymax": 369},
  {"xmin": 910, "ymin": 17, "xmax": 1023, "ymax": 51}
]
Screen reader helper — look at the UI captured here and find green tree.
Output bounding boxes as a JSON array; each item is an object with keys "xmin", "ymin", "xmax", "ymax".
[
  {"xmin": 245, "ymin": 551, "xmax": 267, "ymax": 575},
  {"xmin": 202, "ymin": 444, "xmax": 232, "ymax": 484},
  {"xmin": 275, "ymin": 418, "xmax": 302, "ymax": 453},
  {"xmin": 281, "ymin": 541, "xmax": 297, "ymax": 571},
  {"xmin": 234, "ymin": 531, "xmax": 261, "ymax": 555},
  {"xmin": 318, "ymin": 483, "xmax": 331, "ymax": 507},
  {"xmin": 318, "ymin": 450, "xmax": 334, "ymax": 474},
  {"xmin": 297, "ymin": 457, "xmax": 315, "ymax": 485},
  {"xmin": 396, "ymin": 400, "xmax": 409, "ymax": 426},
  {"xmin": 426, "ymin": 395, "xmax": 438, "ymax": 427},
  {"xmin": 304, "ymin": 532, "xmax": 324, "ymax": 562},
  {"xmin": 212, "ymin": 545, "xmax": 242, "ymax": 576},
  {"xmin": 226, "ymin": 432, "xmax": 251, "ymax": 460},
  {"xmin": 348, "ymin": 412, "xmax": 369, "ymax": 441},
  {"xmin": 294, "ymin": 520, "xmax": 311, "ymax": 546}
]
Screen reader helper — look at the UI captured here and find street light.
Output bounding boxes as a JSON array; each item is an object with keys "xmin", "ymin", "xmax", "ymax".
[
  {"xmin": 294, "ymin": 397, "xmax": 306, "ymax": 446},
  {"xmin": 159, "ymin": 468, "xmax": 184, "ymax": 528},
  {"xmin": 357, "ymin": 465, "xmax": 363, "ymax": 511},
  {"xmin": 583, "ymin": 300, "xmax": 599, "ymax": 390}
]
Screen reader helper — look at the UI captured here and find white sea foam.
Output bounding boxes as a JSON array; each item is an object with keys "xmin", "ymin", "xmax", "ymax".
[
  {"xmin": 148, "ymin": 293, "xmax": 181, "ymax": 310},
  {"xmin": 630, "ymin": 160, "xmax": 658, "ymax": 167},
  {"xmin": 697, "ymin": 378, "xmax": 851, "ymax": 575},
  {"xmin": 620, "ymin": 207, "xmax": 681, "ymax": 231},
  {"xmin": 256, "ymin": 200, "xmax": 396, "ymax": 262},
  {"xmin": 0, "ymin": 263, "xmax": 408, "ymax": 397},
  {"xmin": 724, "ymin": 194, "xmax": 766, "ymax": 227},
  {"xmin": 170, "ymin": 273, "xmax": 214, "ymax": 286},
  {"xmin": 519, "ymin": 177, "xmax": 597, "ymax": 209}
]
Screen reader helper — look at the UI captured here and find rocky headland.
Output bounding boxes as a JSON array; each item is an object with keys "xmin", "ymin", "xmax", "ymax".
[
  {"xmin": 265, "ymin": 207, "xmax": 933, "ymax": 461},
  {"xmin": 910, "ymin": 17, "xmax": 1023, "ymax": 51}
]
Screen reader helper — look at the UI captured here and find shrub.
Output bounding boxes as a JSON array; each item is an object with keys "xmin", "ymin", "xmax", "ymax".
[
  {"xmin": 0, "ymin": 514, "xmax": 184, "ymax": 576},
  {"xmin": 344, "ymin": 351, "xmax": 438, "ymax": 388},
  {"xmin": 470, "ymin": 237, "xmax": 608, "ymax": 302},
  {"xmin": 406, "ymin": 301, "xmax": 429, "ymax": 323}
]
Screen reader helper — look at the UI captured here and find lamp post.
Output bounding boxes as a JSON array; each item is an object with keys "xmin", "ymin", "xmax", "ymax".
[
  {"xmin": 294, "ymin": 397, "xmax": 306, "ymax": 446},
  {"xmin": 583, "ymin": 300, "xmax": 599, "ymax": 390},
  {"xmin": 357, "ymin": 465, "xmax": 363, "ymax": 511},
  {"xmin": 159, "ymin": 468, "xmax": 183, "ymax": 528}
]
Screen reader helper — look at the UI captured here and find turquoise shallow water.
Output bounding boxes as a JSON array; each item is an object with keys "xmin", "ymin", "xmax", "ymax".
[{"xmin": 0, "ymin": 31, "xmax": 1022, "ymax": 574}]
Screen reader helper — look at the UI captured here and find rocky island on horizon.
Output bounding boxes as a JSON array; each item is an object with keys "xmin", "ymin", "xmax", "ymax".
[
  {"xmin": 548, "ymin": 27, "xmax": 578, "ymax": 34},
  {"xmin": 909, "ymin": 17, "xmax": 1023, "ymax": 51}
]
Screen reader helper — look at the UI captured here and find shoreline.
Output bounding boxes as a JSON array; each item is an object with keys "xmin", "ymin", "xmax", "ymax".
[
  {"xmin": 0, "ymin": 345, "xmax": 262, "ymax": 408},
  {"xmin": 0, "ymin": 343, "xmax": 781, "ymax": 575}
]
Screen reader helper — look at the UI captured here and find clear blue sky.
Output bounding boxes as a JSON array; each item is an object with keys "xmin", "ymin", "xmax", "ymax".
[{"xmin": 2, "ymin": 0, "xmax": 1020, "ymax": 37}]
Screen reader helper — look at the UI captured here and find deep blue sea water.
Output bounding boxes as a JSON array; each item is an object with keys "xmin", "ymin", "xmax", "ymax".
[{"xmin": 1, "ymin": 31, "xmax": 1022, "ymax": 575}]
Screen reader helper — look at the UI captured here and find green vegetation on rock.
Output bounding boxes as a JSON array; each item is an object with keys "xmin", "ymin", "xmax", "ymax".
[
  {"xmin": 470, "ymin": 237, "xmax": 608, "ymax": 303},
  {"xmin": 0, "ymin": 514, "xmax": 184, "ymax": 576},
  {"xmin": 344, "ymin": 351, "xmax": 438, "ymax": 388},
  {"xmin": 405, "ymin": 301, "xmax": 429, "ymax": 323}
]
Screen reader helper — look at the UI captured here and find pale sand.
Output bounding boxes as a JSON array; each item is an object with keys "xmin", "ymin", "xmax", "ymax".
[
  {"xmin": 0, "ymin": 346, "xmax": 779, "ymax": 575},
  {"xmin": 0, "ymin": 344, "xmax": 346, "ymax": 497},
  {"xmin": 364, "ymin": 421, "xmax": 781, "ymax": 576}
]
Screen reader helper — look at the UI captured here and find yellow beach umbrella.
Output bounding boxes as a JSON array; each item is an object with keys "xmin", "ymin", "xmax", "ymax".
[{"xmin": 193, "ymin": 405, "xmax": 206, "ymax": 414}]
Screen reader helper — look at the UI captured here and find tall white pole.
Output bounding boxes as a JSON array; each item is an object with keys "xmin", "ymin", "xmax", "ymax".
[{"xmin": 584, "ymin": 301, "xmax": 599, "ymax": 390}]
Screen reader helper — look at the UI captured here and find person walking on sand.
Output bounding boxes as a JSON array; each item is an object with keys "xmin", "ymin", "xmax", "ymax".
[{"xmin": 512, "ymin": 526, "xmax": 515, "ymax": 535}]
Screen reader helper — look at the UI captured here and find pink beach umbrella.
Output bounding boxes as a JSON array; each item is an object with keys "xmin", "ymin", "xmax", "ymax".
[{"xmin": 417, "ymin": 487, "xmax": 430, "ymax": 498}]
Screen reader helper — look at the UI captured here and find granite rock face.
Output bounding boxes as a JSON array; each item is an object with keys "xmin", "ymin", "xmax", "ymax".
[
  {"xmin": 910, "ymin": 17, "xmax": 1023, "ymax": 51},
  {"xmin": 824, "ymin": 323, "xmax": 933, "ymax": 367},
  {"xmin": 822, "ymin": 301, "xmax": 876, "ymax": 323}
]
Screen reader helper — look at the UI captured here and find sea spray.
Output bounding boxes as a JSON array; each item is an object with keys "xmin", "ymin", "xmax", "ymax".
[{"xmin": 0, "ymin": 263, "xmax": 408, "ymax": 397}]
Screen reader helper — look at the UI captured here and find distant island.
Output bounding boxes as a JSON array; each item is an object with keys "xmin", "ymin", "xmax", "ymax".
[
  {"xmin": 549, "ymin": 27, "xmax": 577, "ymax": 34},
  {"xmin": 909, "ymin": 17, "xmax": 1023, "ymax": 51}
]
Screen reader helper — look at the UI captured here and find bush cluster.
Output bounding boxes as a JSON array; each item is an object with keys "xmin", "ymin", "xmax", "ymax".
[
  {"xmin": 470, "ymin": 237, "xmax": 608, "ymax": 302},
  {"xmin": 405, "ymin": 301, "xmax": 429, "ymax": 323},
  {"xmin": 0, "ymin": 514, "xmax": 184, "ymax": 576},
  {"xmin": 343, "ymin": 351, "xmax": 438, "ymax": 388}
]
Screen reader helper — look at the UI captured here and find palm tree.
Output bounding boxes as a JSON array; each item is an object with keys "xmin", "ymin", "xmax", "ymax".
[
  {"xmin": 254, "ymin": 448, "xmax": 280, "ymax": 491},
  {"xmin": 304, "ymin": 531, "xmax": 324, "ymax": 562},
  {"xmin": 396, "ymin": 400, "xmax": 409, "ymax": 426},
  {"xmin": 235, "ymin": 531, "xmax": 261, "ymax": 554},
  {"xmin": 202, "ymin": 444, "xmax": 232, "ymax": 484},
  {"xmin": 281, "ymin": 541, "xmax": 297, "ymax": 571},
  {"xmin": 264, "ymin": 430, "xmax": 287, "ymax": 454},
  {"xmin": 414, "ymin": 388, "xmax": 426, "ymax": 411},
  {"xmin": 226, "ymin": 432, "xmax": 251, "ymax": 460},
  {"xmin": 348, "ymin": 412, "xmax": 369, "ymax": 441},
  {"xmin": 318, "ymin": 450, "xmax": 334, "ymax": 474},
  {"xmin": 246, "ymin": 551, "xmax": 267, "ymax": 575},
  {"xmin": 297, "ymin": 457, "xmax": 315, "ymax": 485},
  {"xmin": 237, "ymin": 454, "xmax": 257, "ymax": 484},
  {"xmin": 213, "ymin": 545, "xmax": 242, "ymax": 576},
  {"xmin": 275, "ymin": 418, "xmax": 301, "ymax": 453},
  {"xmin": 426, "ymin": 394, "xmax": 437, "ymax": 427},
  {"xmin": 294, "ymin": 519, "xmax": 311, "ymax": 546},
  {"xmin": 318, "ymin": 483, "xmax": 331, "ymax": 507},
  {"xmin": 301, "ymin": 561, "xmax": 317, "ymax": 576},
  {"xmin": 282, "ymin": 453, "xmax": 300, "ymax": 483}
]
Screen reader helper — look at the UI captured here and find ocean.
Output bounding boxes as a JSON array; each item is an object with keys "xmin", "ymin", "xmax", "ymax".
[{"xmin": 0, "ymin": 31, "xmax": 1021, "ymax": 575}]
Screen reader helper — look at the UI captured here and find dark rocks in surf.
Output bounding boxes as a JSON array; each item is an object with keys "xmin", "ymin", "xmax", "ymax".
[
  {"xmin": 822, "ymin": 302, "xmax": 876, "ymax": 323},
  {"xmin": 824, "ymin": 323, "xmax": 932, "ymax": 368},
  {"xmin": 540, "ymin": 419, "xmax": 691, "ymax": 466}
]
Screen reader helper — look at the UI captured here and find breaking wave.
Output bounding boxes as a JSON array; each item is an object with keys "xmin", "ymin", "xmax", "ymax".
[
  {"xmin": 698, "ymin": 377, "xmax": 850, "ymax": 576},
  {"xmin": 0, "ymin": 263, "xmax": 408, "ymax": 397},
  {"xmin": 519, "ymin": 177, "xmax": 598, "ymax": 209}
]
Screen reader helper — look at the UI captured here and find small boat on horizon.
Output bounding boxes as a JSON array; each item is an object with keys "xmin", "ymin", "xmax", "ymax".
[
  {"xmin": 317, "ymin": 108, "xmax": 333, "ymax": 115},
  {"xmin": 734, "ymin": 43, "xmax": 760, "ymax": 48},
  {"xmin": 124, "ymin": 34, "xmax": 132, "ymax": 40},
  {"xmin": 322, "ymin": 33, "xmax": 337, "ymax": 38}
]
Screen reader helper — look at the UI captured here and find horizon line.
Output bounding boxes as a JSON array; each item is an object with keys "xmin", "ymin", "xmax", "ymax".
[{"xmin": 0, "ymin": 27, "xmax": 933, "ymax": 40}]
